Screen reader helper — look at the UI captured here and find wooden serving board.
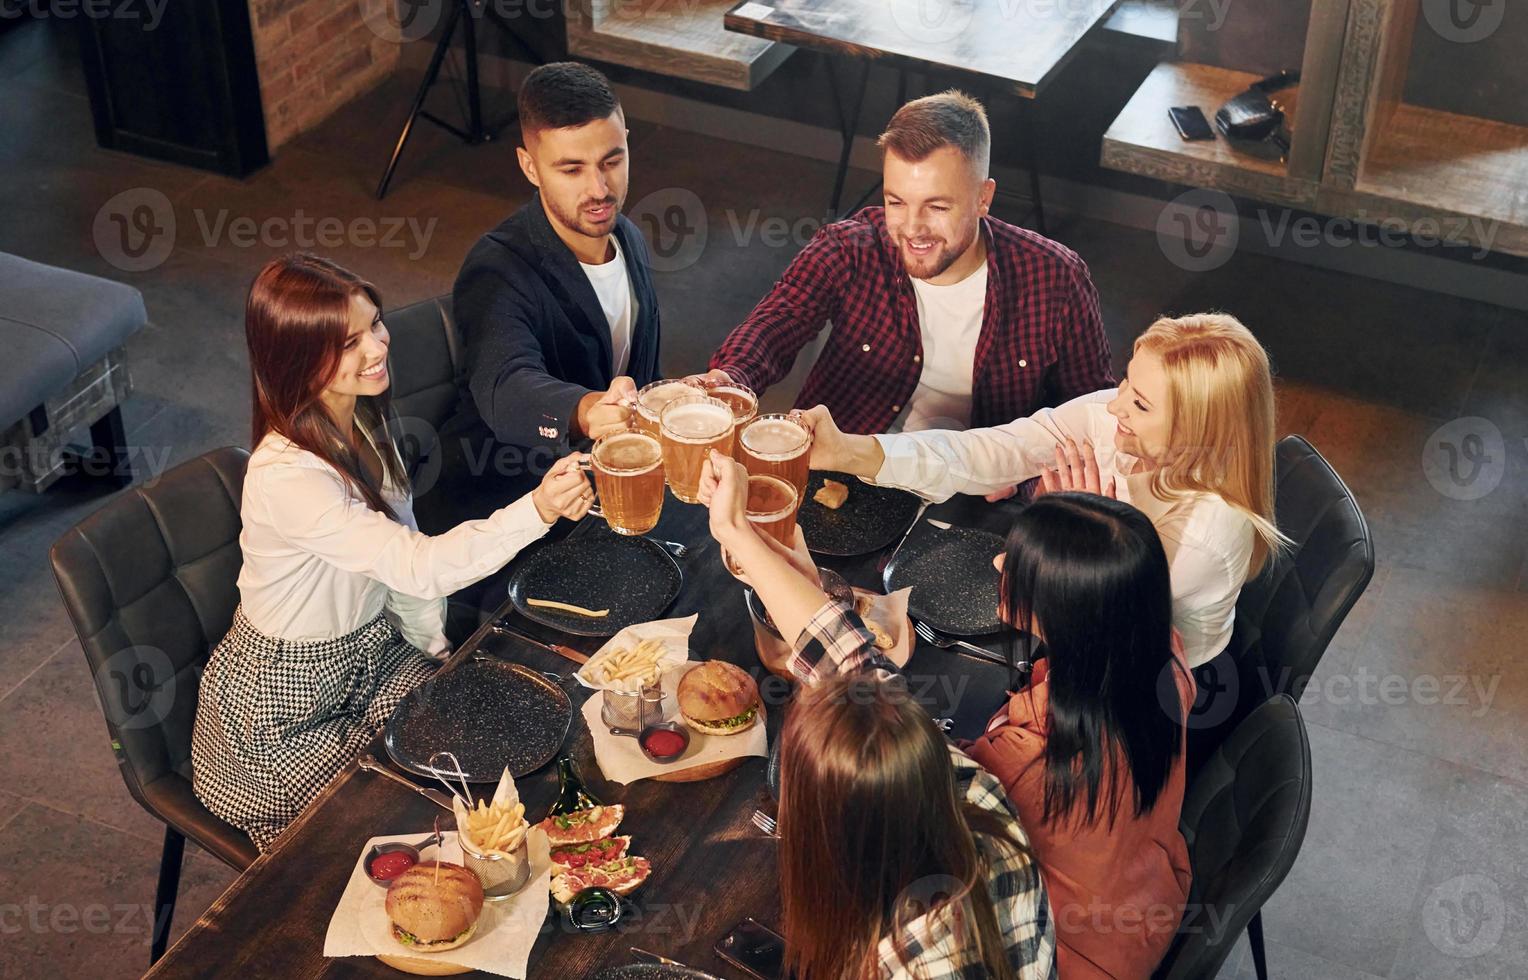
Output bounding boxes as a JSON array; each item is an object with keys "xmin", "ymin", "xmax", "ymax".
[
  {"xmin": 649, "ymin": 755, "xmax": 746, "ymax": 783},
  {"xmin": 376, "ymin": 952, "xmax": 473, "ymax": 975}
]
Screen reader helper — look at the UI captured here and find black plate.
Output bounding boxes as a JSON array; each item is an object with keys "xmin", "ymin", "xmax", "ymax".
[
  {"xmin": 798, "ymin": 470, "xmax": 922, "ymax": 557},
  {"xmin": 595, "ymin": 966, "xmax": 720, "ymax": 980},
  {"xmin": 384, "ymin": 659, "xmax": 572, "ymax": 782},
  {"xmin": 884, "ymin": 522, "xmax": 1005, "ymax": 636},
  {"xmin": 507, "ymin": 524, "xmax": 683, "ymax": 637}
]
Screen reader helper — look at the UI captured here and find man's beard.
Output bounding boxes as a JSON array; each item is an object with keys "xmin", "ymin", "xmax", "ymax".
[
  {"xmin": 899, "ymin": 223, "xmax": 978, "ymax": 280},
  {"xmin": 547, "ymin": 192, "xmax": 624, "ymax": 239}
]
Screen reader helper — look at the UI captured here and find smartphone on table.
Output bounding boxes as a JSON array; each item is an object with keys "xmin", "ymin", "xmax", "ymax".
[
  {"xmin": 715, "ymin": 917, "xmax": 788, "ymax": 980},
  {"xmin": 1168, "ymin": 105, "xmax": 1215, "ymax": 141}
]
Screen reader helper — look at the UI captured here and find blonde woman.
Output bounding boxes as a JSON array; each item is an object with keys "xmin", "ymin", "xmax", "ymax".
[{"xmin": 807, "ymin": 313, "xmax": 1285, "ymax": 667}]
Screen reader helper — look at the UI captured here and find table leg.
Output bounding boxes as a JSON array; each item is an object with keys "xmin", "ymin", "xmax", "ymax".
[
  {"xmin": 1022, "ymin": 100, "xmax": 1048, "ymax": 235},
  {"xmin": 828, "ymin": 58, "xmax": 873, "ymax": 216}
]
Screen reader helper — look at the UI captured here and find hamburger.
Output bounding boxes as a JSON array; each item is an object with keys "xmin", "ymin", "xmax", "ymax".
[
  {"xmin": 678, "ymin": 661, "xmax": 760, "ymax": 737},
  {"xmin": 384, "ymin": 861, "xmax": 484, "ymax": 953}
]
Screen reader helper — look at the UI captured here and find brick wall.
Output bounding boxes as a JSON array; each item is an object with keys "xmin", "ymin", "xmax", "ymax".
[{"xmin": 247, "ymin": 0, "xmax": 402, "ymax": 151}]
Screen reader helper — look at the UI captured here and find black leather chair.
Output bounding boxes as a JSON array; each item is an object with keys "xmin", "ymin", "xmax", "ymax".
[
  {"xmin": 49, "ymin": 447, "xmax": 259, "ymax": 964},
  {"xmin": 1235, "ymin": 435, "xmax": 1375, "ymax": 699},
  {"xmin": 382, "ymin": 293, "xmax": 461, "ymax": 475},
  {"xmin": 1155, "ymin": 694, "xmax": 1313, "ymax": 980},
  {"xmin": 1191, "ymin": 436, "xmax": 1374, "ymax": 759},
  {"xmin": 381, "ymin": 293, "xmax": 507, "ymax": 642}
]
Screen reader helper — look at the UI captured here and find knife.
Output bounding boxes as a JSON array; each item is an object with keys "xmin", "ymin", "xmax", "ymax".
[
  {"xmin": 630, "ymin": 946, "xmax": 687, "ymax": 968},
  {"xmin": 878, "ymin": 500, "xmax": 930, "ymax": 576},
  {"xmin": 357, "ymin": 754, "xmax": 456, "ymax": 812},
  {"xmin": 489, "ymin": 622, "xmax": 590, "ymax": 665}
]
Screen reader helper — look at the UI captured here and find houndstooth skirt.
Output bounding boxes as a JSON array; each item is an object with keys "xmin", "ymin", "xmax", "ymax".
[{"xmin": 191, "ymin": 607, "xmax": 436, "ymax": 852}]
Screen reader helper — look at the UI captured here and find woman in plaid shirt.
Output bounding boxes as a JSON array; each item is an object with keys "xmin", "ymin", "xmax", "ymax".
[{"xmin": 701, "ymin": 452, "xmax": 1056, "ymax": 979}]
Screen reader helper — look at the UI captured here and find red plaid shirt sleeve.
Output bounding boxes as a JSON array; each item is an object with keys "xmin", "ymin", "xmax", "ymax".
[{"xmin": 708, "ymin": 221, "xmax": 857, "ymax": 392}]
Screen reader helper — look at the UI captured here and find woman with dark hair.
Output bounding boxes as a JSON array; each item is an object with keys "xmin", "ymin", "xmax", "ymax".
[
  {"xmin": 192, "ymin": 253, "xmax": 592, "ymax": 851},
  {"xmin": 700, "ymin": 454, "xmax": 1191, "ymax": 979},
  {"xmin": 702, "ymin": 453, "xmax": 1056, "ymax": 979},
  {"xmin": 964, "ymin": 493, "xmax": 1192, "ymax": 979}
]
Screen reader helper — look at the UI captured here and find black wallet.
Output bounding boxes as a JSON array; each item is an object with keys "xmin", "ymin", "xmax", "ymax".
[{"xmin": 1215, "ymin": 69, "xmax": 1300, "ymax": 152}]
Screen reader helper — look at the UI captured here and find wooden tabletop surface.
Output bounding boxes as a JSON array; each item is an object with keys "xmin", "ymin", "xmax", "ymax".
[
  {"xmin": 145, "ymin": 490, "xmax": 1024, "ymax": 979},
  {"xmin": 723, "ymin": 0, "xmax": 1125, "ymax": 97}
]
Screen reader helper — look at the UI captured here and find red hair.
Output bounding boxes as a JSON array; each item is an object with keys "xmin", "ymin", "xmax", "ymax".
[{"xmin": 245, "ymin": 253, "xmax": 407, "ymax": 518}]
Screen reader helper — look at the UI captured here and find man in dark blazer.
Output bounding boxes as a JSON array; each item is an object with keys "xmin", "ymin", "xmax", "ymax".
[{"xmin": 454, "ymin": 62, "xmax": 660, "ymax": 457}]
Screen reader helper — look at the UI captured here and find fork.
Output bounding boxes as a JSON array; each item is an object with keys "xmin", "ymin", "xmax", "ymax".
[
  {"xmin": 653, "ymin": 538, "xmax": 689, "ymax": 559},
  {"xmin": 750, "ymin": 810, "xmax": 779, "ymax": 838},
  {"xmin": 913, "ymin": 620, "xmax": 1018, "ymax": 671}
]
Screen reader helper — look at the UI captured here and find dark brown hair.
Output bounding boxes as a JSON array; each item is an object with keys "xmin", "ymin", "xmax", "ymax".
[
  {"xmin": 778, "ymin": 673, "xmax": 1021, "ymax": 979},
  {"xmin": 517, "ymin": 61, "xmax": 621, "ymax": 136},
  {"xmin": 877, "ymin": 89, "xmax": 991, "ymax": 178},
  {"xmin": 245, "ymin": 252, "xmax": 407, "ymax": 519}
]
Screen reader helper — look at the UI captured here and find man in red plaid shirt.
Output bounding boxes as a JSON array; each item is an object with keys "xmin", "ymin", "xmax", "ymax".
[{"xmin": 705, "ymin": 91, "xmax": 1113, "ymax": 436}]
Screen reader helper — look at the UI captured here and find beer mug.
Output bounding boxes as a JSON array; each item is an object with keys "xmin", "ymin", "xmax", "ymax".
[
  {"xmin": 701, "ymin": 381, "xmax": 757, "ymax": 460},
  {"xmin": 633, "ymin": 378, "xmax": 703, "ymax": 438},
  {"xmin": 659, "ymin": 394, "xmax": 736, "ymax": 504},
  {"xmin": 580, "ymin": 430, "xmax": 665, "ymax": 535},
  {"xmin": 738, "ymin": 411, "xmax": 812, "ymax": 506},
  {"xmin": 724, "ymin": 474, "xmax": 799, "ymax": 576}
]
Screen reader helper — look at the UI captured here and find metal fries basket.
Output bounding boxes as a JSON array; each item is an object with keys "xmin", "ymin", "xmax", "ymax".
[{"xmin": 460, "ymin": 828, "xmax": 530, "ymax": 901}]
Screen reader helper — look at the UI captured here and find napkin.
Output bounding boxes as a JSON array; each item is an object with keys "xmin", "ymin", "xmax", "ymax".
[
  {"xmin": 582, "ymin": 681, "xmax": 769, "ymax": 784},
  {"xmin": 452, "ymin": 766, "xmax": 524, "ymax": 852},
  {"xmin": 574, "ymin": 614, "xmax": 699, "ymax": 692},
  {"xmin": 854, "ymin": 587, "xmax": 914, "ymax": 668},
  {"xmin": 323, "ymin": 829, "xmax": 551, "ymax": 979}
]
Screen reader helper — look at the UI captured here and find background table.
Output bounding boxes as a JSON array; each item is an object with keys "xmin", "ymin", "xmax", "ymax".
[
  {"xmin": 145, "ymin": 490, "xmax": 1025, "ymax": 979},
  {"xmin": 724, "ymin": 0, "xmax": 1125, "ymax": 222}
]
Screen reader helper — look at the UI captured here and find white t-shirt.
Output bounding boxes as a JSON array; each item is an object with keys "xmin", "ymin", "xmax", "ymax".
[
  {"xmin": 580, "ymin": 236, "xmax": 635, "ymax": 376},
  {"xmin": 894, "ymin": 260, "xmax": 988, "ymax": 432},
  {"xmin": 873, "ymin": 390, "xmax": 1256, "ymax": 667},
  {"xmin": 236, "ymin": 432, "xmax": 552, "ymax": 656}
]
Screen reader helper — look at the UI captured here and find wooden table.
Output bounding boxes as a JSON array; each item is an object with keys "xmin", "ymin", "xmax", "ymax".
[
  {"xmin": 723, "ymin": 0, "xmax": 1125, "ymax": 222},
  {"xmin": 145, "ymin": 492, "xmax": 1022, "ymax": 979}
]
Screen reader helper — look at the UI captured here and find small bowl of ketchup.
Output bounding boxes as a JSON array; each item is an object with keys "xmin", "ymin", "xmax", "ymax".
[
  {"xmin": 638, "ymin": 721, "xmax": 690, "ymax": 763},
  {"xmin": 365, "ymin": 842, "xmax": 420, "ymax": 886}
]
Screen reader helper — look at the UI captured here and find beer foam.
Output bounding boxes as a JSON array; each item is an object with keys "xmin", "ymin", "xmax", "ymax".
[
  {"xmin": 640, "ymin": 382, "xmax": 697, "ymax": 417},
  {"xmin": 663, "ymin": 401, "xmax": 732, "ymax": 441},
  {"xmin": 597, "ymin": 433, "xmax": 661, "ymax": 472},
  {"xmin": 742, "ymin": 418, "xmax": 809, "ymax": 458}
]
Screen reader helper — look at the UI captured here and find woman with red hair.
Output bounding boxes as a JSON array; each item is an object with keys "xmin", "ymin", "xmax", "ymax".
[{"xmin": 192, "ymin": 254, "xmax": 591, "ymax": 851}]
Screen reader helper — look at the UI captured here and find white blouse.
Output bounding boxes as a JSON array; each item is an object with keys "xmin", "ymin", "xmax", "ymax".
[
  {"xmin": 236, "ymin": 432, "xmax": 552, "ymax": 655},
  {"xmin": 873, "ymin": 390, "xmax": 1254, "ymax": 667}
]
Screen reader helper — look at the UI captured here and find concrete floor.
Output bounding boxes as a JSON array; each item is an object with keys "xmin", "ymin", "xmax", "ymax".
[{"xmin": 3, "ymin": 15, "xmax": 1527, "ymax": 980}]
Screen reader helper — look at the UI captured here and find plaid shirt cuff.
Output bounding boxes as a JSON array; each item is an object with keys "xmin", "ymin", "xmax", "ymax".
[{"xmin": 786, "ymin": 599, "xmax": 897, "ymax": 684}]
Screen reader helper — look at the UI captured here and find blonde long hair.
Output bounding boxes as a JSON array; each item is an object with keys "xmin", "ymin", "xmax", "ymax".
[{"xmin": 1134, "ymin": 313, "xmax": 1286, "ymax": 575}]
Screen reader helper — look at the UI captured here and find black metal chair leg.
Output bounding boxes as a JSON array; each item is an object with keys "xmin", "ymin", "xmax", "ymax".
[
  {"xmin": 1247, "ymin": 911, "xmax": 1269, "ymax": 980},
  {"xmin": 150, "ymin": 825, "xmax": 186, "ymax": 964}
]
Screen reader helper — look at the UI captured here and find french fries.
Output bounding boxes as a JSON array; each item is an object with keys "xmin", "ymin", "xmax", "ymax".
[
  {"xmin": 528, "ymin": 598, "xmax": 610, "ymax": 618},
  {"xmin": 462, "ymin": 796, "xmax": 528, "ymax": 856},
  {"xmin": 584, "ymin": 638, "xmax": 667, "ymax": 691}
]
